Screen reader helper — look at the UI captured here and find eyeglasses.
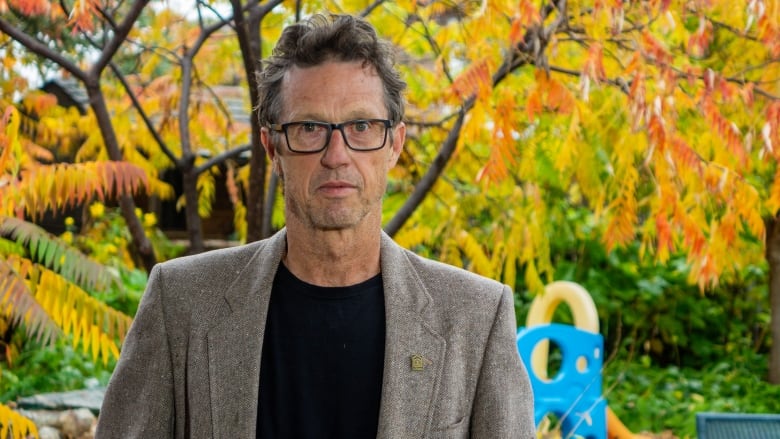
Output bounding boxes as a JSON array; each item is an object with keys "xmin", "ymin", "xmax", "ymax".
[{"xmin": 268, "ymin": 119, "xmax": 393, "ymax": 153}]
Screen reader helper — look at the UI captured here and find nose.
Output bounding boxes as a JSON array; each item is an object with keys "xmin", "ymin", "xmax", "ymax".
[{"xmin": 320, "ymin": 127, "xmax": 350, "ymax": 168}]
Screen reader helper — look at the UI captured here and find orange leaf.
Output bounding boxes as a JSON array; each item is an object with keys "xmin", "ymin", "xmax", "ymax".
[
  {"xmin": 641, "ymin": 30, "xmax": 671, "ymax": 64},
  {"xmin": 718, "ymin": 80, "xmax": 738, "ymax": 103},
  {"xmin": 526, "ymin": 90, "xmax": 542, "ymax": 121},
  {"xmin": 624, "ymin": 51, "xmax": 642, "ymax": 76},
  {"xmin": 655, "ymin": 212, "xmax": 673, "ymax": 261},
  {"xmin": 582, "ymin": 43, "xmax": 607, "ymax": 83},
  {"xmin": 757, "ymin": 12, "xmax": 780, "ymax": 57},
  {"xmin": 767, "ymin": 167, "xmax": 780, "ymax": 214},
  {"xmin": 740, "ymin": 82, "xmax": 755, "ymax": 107},
  {"xmin": 669, "ymin": 136, "xmax": 702, "ymax": 175},
  {"xmin": 450, "ymin": 58, "xmax": 493, "ymax": 101},
  {"xmin": 719, "ymin": 209, "xmax": 738, "ymax": 245},
  {"xmin": 647, "ymin": 114, "xmax": 666, "ymax": 150},
  {"xmin": 702, "ymin": 98, "xmax": 748, "ymax": 168},
  {"xmin": 516, "ymin": 0, "xmax": 541, "ymax": 28},
  {"xmin": 681, "ymin": 214, "xmax": 706, "ymax": 257},
  {"xmin": 8, "ymin": 0, "xmax": 49, "ymax": 15},
  {"xmin": 68, "ymin": 0, "xmax": 99, "ymax": 32},
  {"xmin": 546, "ymin": 78, "xmax": 575, "ymax": 115},
  {"xmin": 509, "ymin": 17, "xmax": 524, "ymax": 46}
]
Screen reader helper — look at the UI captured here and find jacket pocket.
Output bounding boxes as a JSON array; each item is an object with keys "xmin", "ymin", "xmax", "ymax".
[{"xmin": 428, "ymin": 416, "xmax": 469, "ymax": 439}]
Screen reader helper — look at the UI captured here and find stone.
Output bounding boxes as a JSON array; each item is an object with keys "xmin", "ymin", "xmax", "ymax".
[
  {"xmin": 58, "ymin": 408, "xmax": 96, "ymax": 439},
  {"xmin": 37, "ymin": 426, "xmax": 61, "ymax": 439},
  {"xmin": 17, "ymin": 389, "xmax": 105, "ymax": 414}
]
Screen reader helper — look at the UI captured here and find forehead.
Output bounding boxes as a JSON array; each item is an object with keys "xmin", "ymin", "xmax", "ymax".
[{"xmin": 280, "ymin": 60, "xmax": 386, "ymax": 120}]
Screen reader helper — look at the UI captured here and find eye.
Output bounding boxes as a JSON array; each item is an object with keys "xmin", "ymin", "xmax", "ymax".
[
  {"xmin": 352, "ymin": 120, "xmax": 371, "ymax": 132},
  {"xmin": 301, "ymin": 122, "xmax": 320, "ymax": 133}
]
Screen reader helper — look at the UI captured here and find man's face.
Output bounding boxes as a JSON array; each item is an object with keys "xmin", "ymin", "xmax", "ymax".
[{"xmin": 261, "ymin": 60, "xmax": 405, "ymax": 231}]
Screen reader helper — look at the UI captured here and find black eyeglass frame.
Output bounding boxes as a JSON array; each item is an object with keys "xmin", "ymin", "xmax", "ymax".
[{"xmin": 268, "ymin": 119, "xmax": 394, "ymax": 154}]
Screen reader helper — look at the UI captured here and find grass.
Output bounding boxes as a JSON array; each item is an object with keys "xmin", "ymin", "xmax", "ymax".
[{"xmin": 603, "ymin": 352, "xmax": 780, "ymax": 438}]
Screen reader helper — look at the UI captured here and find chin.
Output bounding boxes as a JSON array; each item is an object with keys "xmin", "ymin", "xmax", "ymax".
[
  {"xmin": 310, "ymin": 217, "xmax": 360, "ymax": 231},
  {"xmin": 308, "ymin": 209, "xmax": 367, "ymax": 231}
]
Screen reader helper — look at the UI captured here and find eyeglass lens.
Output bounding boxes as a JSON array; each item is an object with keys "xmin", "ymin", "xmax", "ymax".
[{"xmin": 285, "ymin": 120, "xmax": 388, "ymax": 152}]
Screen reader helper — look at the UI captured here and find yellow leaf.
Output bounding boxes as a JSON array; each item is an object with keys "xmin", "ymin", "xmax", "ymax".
[
  {"xmin": 91, "ymin": 324, "xmax": 100, "ymax": 362},
  {"xmin": 0, "ymin": 402, "xmax": 38, "ymax": 438},
  {"xmin": 456, "ymin": 230, "xmax": 493, "ymax": 277}
]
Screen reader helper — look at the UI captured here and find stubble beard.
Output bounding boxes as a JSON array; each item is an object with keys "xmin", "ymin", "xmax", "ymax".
[{"xmin": 282, "ymin": 176, "xmax": 386, "ymax": 232}]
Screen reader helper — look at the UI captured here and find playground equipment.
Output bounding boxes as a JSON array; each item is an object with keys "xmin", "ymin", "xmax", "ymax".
[
  {"xmin": 517, "ymin": 281, "xmax": 640, "ymax": 439},
  {"xmin": 517, "ymin": 322, "xmax": 606, "ymax": 438}
]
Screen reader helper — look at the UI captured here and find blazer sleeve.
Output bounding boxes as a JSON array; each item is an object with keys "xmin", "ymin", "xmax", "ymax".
[
  {"xmin": 95, "ymin": 265, "xmax": 175, "ymax": 438},
  {"xmin": 470, "ymin": 286, "xmax": 536, "ymax": 438}
]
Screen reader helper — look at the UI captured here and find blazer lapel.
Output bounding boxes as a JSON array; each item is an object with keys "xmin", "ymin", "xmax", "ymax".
[
  {"xmin": 206, "ymin": 230, "xmax": 287, "ymax": 437},
  {"xmin": 377, "ymin": 233, "xmax": 446, "ymax": 439}
]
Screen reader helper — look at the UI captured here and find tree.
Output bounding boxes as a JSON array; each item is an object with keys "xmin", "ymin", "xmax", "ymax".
[
  {"xmin": 381, "ymin": 0, "xmax": 780, "ymax": 382},
  {"xmin": 0, "ymin": 101, "xmax": 150, "ymax": 351},
  {"xmin": 0, "ymin": 101, "xmax": 145, "ymax": 431},
  {"xmin": 1, "ymin": 0, "xmax": 275, "ymax": 258}
]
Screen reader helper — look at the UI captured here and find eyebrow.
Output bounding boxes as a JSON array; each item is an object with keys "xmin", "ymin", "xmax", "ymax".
[{"xmin": 283, "ymin": 110, "xmax": 386, "ymax": 122}]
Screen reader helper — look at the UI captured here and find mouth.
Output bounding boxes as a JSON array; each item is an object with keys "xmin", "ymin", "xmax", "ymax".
[{"xmin": 317, "ymin": 180, "xmax": 358, "ymax": 197}]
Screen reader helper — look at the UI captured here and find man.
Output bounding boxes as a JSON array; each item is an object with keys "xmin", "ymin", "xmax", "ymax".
[{"xmin": 96, "ymin": 13, "xmax": 535, "ymax": 438}]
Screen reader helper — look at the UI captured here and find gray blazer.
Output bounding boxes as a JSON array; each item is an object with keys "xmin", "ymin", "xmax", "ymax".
[{"xmin": 95, "ymin": 230, "xmax": 535, "ymax": 438}]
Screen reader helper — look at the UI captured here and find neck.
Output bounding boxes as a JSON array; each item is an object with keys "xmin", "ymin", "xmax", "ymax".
[{"xmin": 283, "ymin": 219, "xmax": 382, "ymax": 287}]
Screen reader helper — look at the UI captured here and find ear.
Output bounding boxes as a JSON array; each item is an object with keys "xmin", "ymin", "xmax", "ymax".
[
  {"xmin": 388, "ymin": 121, "xmax": 405, "ymax": 168},
  {"xmin": 261, "ymin": 127, "xmax": 283, "ymax": 177}
]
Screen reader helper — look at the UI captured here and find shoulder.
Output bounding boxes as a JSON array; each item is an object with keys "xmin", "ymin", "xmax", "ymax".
[
  {"xmin": 405, "ymin": 248, "xmax": 504, "ymax": 294},
  {"xmin": 147, "ymin": 231, "xmax": 285, "ymax": 308},
  {"xmin": 386, "ymin": 237, "xmax": 508, "ymax": 314},
  {"xmin": 155, "ymin": 229, "xmax": 285, "ymax": 280},
  {"xmin": 156, "ymin": 240, "xmax": 265, "ymax": 277},
  {"xmin": 384, "ymin": 238, "xmax": 518, "ymax": 358}
]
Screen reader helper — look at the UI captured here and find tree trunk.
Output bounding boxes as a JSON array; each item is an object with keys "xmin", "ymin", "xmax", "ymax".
[
  {"xmin": 236, "ymin": 2, "xmax": 268, "ymax": 242},
  {"xmin": 246, "ymin": 131, "xmax": 267, "ymax": 241},
  {"xmin": 262, "ymin": 173, "xmax": 278, "ymax": 238},
  {"xmin": 86, "ymin": 83, "xmax": 156, "ymax": 271},
  {"xmin": 766, "ymin": 214, "xmax": 780, "ymax": 384},
  {"xmin": 182, "ymin": 168, "xmax": 205, "ymax": 254},
  {"xmin": 385, "ymin": 112, "xmax": 465, "ymax": 236}
]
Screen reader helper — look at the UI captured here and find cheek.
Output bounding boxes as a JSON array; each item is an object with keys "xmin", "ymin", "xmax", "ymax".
[
  {"xmin": 279, "ymin": 161, "xmax": 311, "ymax": 193},
  {"xmin": 367, "ymin": 158, "xmax": 390, "ymax": 186}
]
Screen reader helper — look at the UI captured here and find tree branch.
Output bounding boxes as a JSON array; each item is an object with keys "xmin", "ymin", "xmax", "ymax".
[
  {"xmin": 405, "ymin": 111, "xmax": 461, "ymax": 129},
  {"xmin": 708, "ymin": 17, "xmax": 761, "ymax": 43},
  {"xmin": 385, "ymin": 0, "xmax": 570, "ymax": 236},
  {"xmin": 359, "ymin": 0, "xmax": 386, "ymax": 17},
  {"xmin": 384, "ymin": 110, "xmax": 466, "ymax": 236},
  {"xmin": 0, "ymin": 18, "xmax": 86, "ymax": 82},
  {"xmin": 90, "ymin": 0, "xmax": 150, "ymax": 78},
  {"xmin": 194, "ymin": 145, "xmax": 252, "ymax": 174},
  {"xmin": 108, "ymin": 62, "xmax": 180, "ymax": 165}
]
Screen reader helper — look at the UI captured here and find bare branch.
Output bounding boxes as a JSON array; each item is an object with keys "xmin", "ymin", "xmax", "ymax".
[
  {"xmin": 108, "ymin": 63, "xmax": 180, "ymax": 165},
  {"xmin": 0, "ymin": 18, "xmax": 86, "ymax": 82},
  {"xmin": 194, "ymin": 145, "xmax": 253, "ymax": 174},
  {"xmin": 359, "ymin": 0, "xmax": 386, "ymax": 17},
  {"xmin": 384, "ymin": 110, "xmax": 466, "ymax": 236},
  {"xmin": 708, "ymin": 17, "xmax": 761, "ymax": 43},
  {"xmin": 90, "ymin": 0, "xmax": 150, "ymax": 78},
  {"xmin": 405, "ymin": 111, "xmax": 461, "ymax": 129}
]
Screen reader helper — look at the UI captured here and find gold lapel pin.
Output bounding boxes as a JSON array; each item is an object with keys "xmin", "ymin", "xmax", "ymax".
[{"xmin": 411, "ymin": 354, "xmax": 425, "ymax": 371}]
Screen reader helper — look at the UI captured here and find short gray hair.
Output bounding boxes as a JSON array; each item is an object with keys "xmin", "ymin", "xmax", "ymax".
[{"xmin": 256, "ymin": 13, "xmax": 406, "ymax": 128}]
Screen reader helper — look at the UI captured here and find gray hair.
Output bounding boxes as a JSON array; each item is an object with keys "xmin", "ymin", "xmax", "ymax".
[{"xmin": 256, "ymin": 13, "xmax": 406, "ymax": 129}]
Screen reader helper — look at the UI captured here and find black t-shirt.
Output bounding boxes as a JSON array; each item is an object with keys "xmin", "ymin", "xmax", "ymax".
[{"xmin": 257, "ymin": 264, "xmax": 386, "ymax": 439}]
